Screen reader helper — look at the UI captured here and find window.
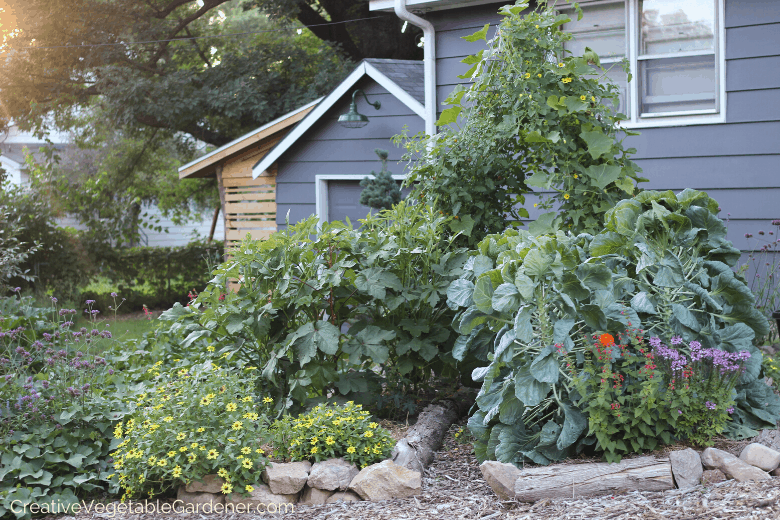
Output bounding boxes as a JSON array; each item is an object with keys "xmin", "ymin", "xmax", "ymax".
[{"xmin": 561, "ymin": 0, "xmax": 724, "ymax": 127}]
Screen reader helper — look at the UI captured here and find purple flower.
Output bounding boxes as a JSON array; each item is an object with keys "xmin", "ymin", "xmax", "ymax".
[
  {"xmin": 12, "ymin": 287, "xmax": 21, "ymax": 293},
  {"xmin": 678, "ymin": 409, "xmax": 683, "ymax": 415},
  {"xmin": 649, "ymin": 337, "xmax": 662, "ymax": 348},
  {"xmin": 772, "ymin": 220, "xmax": 780, "ymax": 226},
  {"xmin": 108, "ymin": 369, "xmax": 114, "ymax": 375},
  {"xmin": 745, "ymin": 233, "xmax": 753, "ymax": 238},
  {"xmin": 85, "ymin": 300, "xmax": 96, "ymax": 305},
  {"xmin": 50, "ymin": 296, "xmax": 58, "ymax": 303},
  {"xmin": 705, "ymin": 401, "xmax": 717, "ymax": 410},
  {"xmin": 727, "ymin": 407, "xmax": 734, "ymax": 414},
  {"xmin": 759, "ymin": 230, "xmax": 766, "ymax": 235},
  {"xmin": 110, "ymin": 292, "xmax": 118, "ymax": 298},
  {"xmin": 91, "ymin": 310, "xmax": 100, "ymax": 315},
  {"xmin": 689, "ymin": 341, "xmax": 701, "ymax": 350},
  {"xmin": 670, "ymin": 336, "xmax": 683, "ymax": 346}
]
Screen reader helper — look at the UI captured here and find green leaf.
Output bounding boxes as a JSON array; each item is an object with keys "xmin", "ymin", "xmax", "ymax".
[
  {"xmin": 557, "ymin": 404, "xmax": 587, "ymax": 450},
  {"xmin": 225, "ymin": 314, "xmax": 244, "ymax": 334},
  {"xmin": 529, "ymin": 212, "xmax": 557, "ymax": 236},
  {"xmin": 447, "ymin": 279, "xmax": 474, "ymax": 308},
  {"xmin": 343, "ymin": 325, "xmax": 395, "ymax": 364},
  {"xmin": 525, "ymin": 130, "xmax": 549, "ymax": 143},
  {"xmin": 524, "ymin": 249, "xmax": 552, "ymax": 278},
  {"xmin": 514, "ymin": 306, "xmax": 534, "ymax": 343},
  {"xmin": 436, "ymin": 106, "xmax": 463, "ymax": 126},
  {"xmin": 449, "ymin": 214, "xmax": 475, "ymax": 237},
  {"xmin": 514, "ymin": 272, "xmax": 536, "ymax": 300},
  {"xmin": 530, "ymin": 348, "xmax": 559, "ymax": 384},
  {"xmin": 462, "ymin": 23, "xmax": 490, "ymax": 42},
  {"xmin": 584, "ymin": 164, "xmax": 623, "ymax": 190},
  {"xmin": 526, "ymin": 171, "xmax": 549, "ymax": 188},
  {"xmin": 576, "ymin": 262, "xmax": 612, "ymax": 291},
  {"xmin": 473, "ymin": 255, "xmax": 493, "ymax": 277},
  {"xmin": 671, "ymin": 303, "xmax": 702, "ymax": 333},
  {"xmin": 515, "ymin": 367, "xmax": 549, "ymax": 407},
  {"xmin": 492, "ymin": 283, "xmax": 522, "ymax": 314},
  {"xmin": 589, "ymin": 232, "xmax": 625, "ymax": 256},
  {"xmin": 355, "ymin": 267, "xmax": 402, "ymax": 299},
  {"xmin": 630, "ymin": 292, "xmax": 656, "ymax": 314},
  {"xmin": 473, "ymin": 276, "xmax": 496, "ymax": 313},
  {"xmin": 289, "ymin": 320, "xmax": 341, "ymax": 362},
  {"xmin": 580, "ymin": 129, "xmax": 614, "ymax": 160}
]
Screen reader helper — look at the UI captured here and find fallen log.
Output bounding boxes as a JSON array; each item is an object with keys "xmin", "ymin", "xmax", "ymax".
[
  {"xmin": 513, "ymin": 455, "xmax": 674, "ymax": 502},
  {"xmin": 391, "ymin": 398, "xmax": 464, "ymax": 474}
]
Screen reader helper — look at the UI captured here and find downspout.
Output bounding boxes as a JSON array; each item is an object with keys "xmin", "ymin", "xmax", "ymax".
[{"xmin": 394, "ymin": 0, "xmax": 436, "ymax": 136}]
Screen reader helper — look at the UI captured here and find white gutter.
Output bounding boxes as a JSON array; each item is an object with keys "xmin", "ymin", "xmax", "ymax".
[{"xmin": 394, "ymin": 0, "xmax": 436, "ymax": 136}]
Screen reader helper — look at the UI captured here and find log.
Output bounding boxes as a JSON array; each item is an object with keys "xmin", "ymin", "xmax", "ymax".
[
  {"xmin": 513, "ymin": 455, "xmax": 674, "ymax": 502},
  {"xmin": 391, "ymin": 398, "xmax": 467, "ymax": 474}
]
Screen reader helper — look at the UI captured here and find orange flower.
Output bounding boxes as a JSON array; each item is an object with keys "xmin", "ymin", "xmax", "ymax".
[{"xmin": 599, "ymin": 333, "xmax": 615, "ymax": 346}]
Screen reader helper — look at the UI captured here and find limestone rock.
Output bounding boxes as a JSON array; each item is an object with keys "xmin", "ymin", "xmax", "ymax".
[
  {"xmin": 226, "ymin": 483, "xmax": 298, "ymax": 508},
  {"xmin": 185, "ymin": 474, "xmax": 225, "ymax": 494},
  {"xmin": 701, "ymin": 469, "xmax": 727, "ymax": 485},
  {"xmin": 299, "ymin": 485, "xmax": 334, "ymax": 506},
  {"xmin": 307, "ymin": 458, "xmax": 360, "ymax": 491},
  {"xmin": 701, "ymin": 447, "xmax": 771, "ymax": 482},
  {"xmin": 176, "ymin": 487, "xmax": 224, "ymax": 507},
  {"xmin": 325, "ymin": 491, "xmax": 362, "ymax": 503},
  {"xmin": 348, "ymin": 460, "xmax": 422, "ymax": 501},
  {"xmin": 261, "ymin": 461, "xmax": 311, "ymax": 495},
  {"xmin": 669, "ymin": 449, "xmax": 703, "ymax": 490},
  {"xmin": 755, "ymin": 429, "xmax": 780, "ymax": 452},
  {"xmin": 480, "ymin": 460, "xmax": 522, "ymax": 500},
  {"xmin": 739, "ymin": 443, "xmax": 780, "ymax": 472}
]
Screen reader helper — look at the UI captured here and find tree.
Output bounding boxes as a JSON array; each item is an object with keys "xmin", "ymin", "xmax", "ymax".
[
  {"xmin": 0, "ymin": 0, "xmax": 417, "ymax": 147},
  {"xmin": 359, "ymin": 149, "xmax": 402, "ymax": 211}
]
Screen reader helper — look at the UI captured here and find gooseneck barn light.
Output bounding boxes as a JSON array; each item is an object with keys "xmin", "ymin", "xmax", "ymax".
[{"xmin": 338, "ymin": 89, "xmax": 381, "ymax": 129}]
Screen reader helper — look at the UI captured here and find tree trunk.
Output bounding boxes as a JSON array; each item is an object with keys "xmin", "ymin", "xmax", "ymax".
[
  {"xmin": 512, "ymin": 456, "xmax": 674, "ymax": 502},
  {"xmin": 391, "ymin": 398, "xmax": 468, "ymax": 474},
  {"xmin": 207, "ymin": 206, "xmax": 220, "ymax": 243}
]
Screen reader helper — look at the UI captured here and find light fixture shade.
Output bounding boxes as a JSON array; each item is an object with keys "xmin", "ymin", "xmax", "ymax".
[{"xmin": 338, "ymin": 91, "xmax": 381, "ymax": 129}]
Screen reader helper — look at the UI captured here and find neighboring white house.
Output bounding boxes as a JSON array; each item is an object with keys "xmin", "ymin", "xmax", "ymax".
[{"xmin": 1, "ymin": 124, "xmax": 223, "ymax": 246}]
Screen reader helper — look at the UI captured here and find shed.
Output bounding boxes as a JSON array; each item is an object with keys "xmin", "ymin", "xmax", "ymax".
[
  {"xmin": 178, "ymin": 99, "xmax": 319, "ymax": 251},
  {"xmin": 252, "ymin": 58, "xmax": 425, "ymax": 229}
]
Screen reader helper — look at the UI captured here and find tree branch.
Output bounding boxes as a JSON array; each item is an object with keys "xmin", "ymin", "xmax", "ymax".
[
  {"xmin": 135, "ymin": 113, "xmax": 230, "ymax": 146},
  {"xmin": 295, "ymin": 1, "xmax": 363, "ymax": 61},
  {"xmin": 184, "ymin": 26, "xmax": 212, "ymax": 68}
]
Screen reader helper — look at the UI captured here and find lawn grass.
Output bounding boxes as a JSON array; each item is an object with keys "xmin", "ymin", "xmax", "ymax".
[{"xmin": 74, "ymin": 311, "xmax": 161, "ymax": 345}]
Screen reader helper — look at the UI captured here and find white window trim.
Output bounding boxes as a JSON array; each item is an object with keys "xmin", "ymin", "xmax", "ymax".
[
  {"xmin": 563, "ymin": 0, "xmax": 726, "ymax": 129},
  {"xmin": 315, "ymin": 174, "xmax": 406, "ymax": 228}
]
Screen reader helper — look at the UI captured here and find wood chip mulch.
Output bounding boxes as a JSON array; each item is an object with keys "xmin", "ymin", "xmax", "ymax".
[{"xmin": 68, "ymin": 423, "xmax": 780, "ymax": 520}]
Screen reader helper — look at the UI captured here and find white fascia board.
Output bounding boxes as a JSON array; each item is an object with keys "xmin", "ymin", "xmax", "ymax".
[
  {"xmin": 0, "ymin": 155, "xmax": 23, "ymax": 170},
  {"xmin": 369, "ymin": 0, "xmax": 501, "ymax": 11},
  {"xmin": 364, "ymin": 62, "xmax": 426, "ymax": 119},
  {"xmin": 252, "ymin": 62, "xmax": 425, "ymax": 179},
  {"xmin": 178, "ymin": 98, "xmax": 322, "ymax": 174},
  {"xmin": 315, "ymin": 174, "xmax": 406, "ymax": 228}
]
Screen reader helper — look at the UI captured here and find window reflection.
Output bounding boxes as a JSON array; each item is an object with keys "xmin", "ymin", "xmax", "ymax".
[{"xmin": 640, "ymin": 0, "xmax": 715, "ymax": 55}]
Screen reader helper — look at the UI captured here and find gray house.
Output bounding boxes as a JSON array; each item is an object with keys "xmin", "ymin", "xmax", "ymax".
[{"xmin": 252, "ymin": 59, "xmax": 425, "ymax": 228}]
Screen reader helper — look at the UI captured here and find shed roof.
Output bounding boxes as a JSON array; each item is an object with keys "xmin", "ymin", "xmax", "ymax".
[
  {"xmin": 252, "ymin": 59, "xmax": 424, "ymax": 179},
  {"xmin": 178, "ymin": 98, "xmax": 321, "ymax": 179}
]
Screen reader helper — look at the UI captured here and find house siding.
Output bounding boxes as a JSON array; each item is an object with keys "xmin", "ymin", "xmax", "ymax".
[
  {"xmin": 275, "ymin": 77, "xmax": 424, "ymax": 229},
  {"xmin": 427, "ymin": 0, "xmax": 780, "ymax": 253}
]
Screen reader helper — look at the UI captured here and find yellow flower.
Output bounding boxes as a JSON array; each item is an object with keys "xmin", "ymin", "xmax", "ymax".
[
  {"xmin": 311, "ymin": 447, "xmax": 318, "ymax": 454},
  {"xmin": 167, "ymin": 451, "xmax": 176, "ymax": 458},
  {"xmin": 199, "ymin": 445, "xmax": 206, "ymax": 451},
  {"xmin": 176, "ymin": 432, "xmax": 186, "ymax": 441},
  {"xmin": 138, "ymin": 475, "xmax": 145, "ymax": 483},
  {"xmin": 591, "ymin": 96, "xmax": 596, "ymax": 102},
  {"xmin": 369, "ymin": 422, "xmax": 378, "ymax": 429},
  {"xmin": 245, "ymin": 366, "xmax": 257, "ymax": 371},
  {"xmin": 241, "ymin": 447, "xmax": 252, "ymax": 454},
  {"xmin": 172, "ymin": 466, "xmax": 182, "ymax": 478},
  {"xmin": 207, "ymin": 450, "xmax": 218, "ymax": 460},
  {"xmin": 232, "ymin": 421, "xmax": 243, "ymax": 431},
  {"xmin": 580, "ymin": 95, "xmax": 586, "ymax": 101},
  {"xmin": 163, "ymin": 416, "xmax": 173, "ymax": 423},
  {"xmin": 564, "ymin": 193, "xmax": 570, "ymax": 200},
  {"xmin": 533, "ymin": 203, "xmax": 538, "ymax": 207},
  {"xmin": 347, "ymin": 446, "xmax": 356, "ymax": 454},
  {"xmin": 245, "ymin": 485, "xmax": 254, "ymax": 493},
  {"xmin": 207, "ymin": 346, "xmax": 215, "ymax": 352},
  {"xmin": 197, "ymin": 427, "xmax": 205, "ymax": 433},
  {"xmin": 311, "ymin": 437, "xmax": 319, "ymax": 444},
  {"xmin": 237, "ymin": 455, "xmax": 244, "ymax": 460},
  {"xmin": 574, "ymin": 174, "xmax": 578, "ymax": 179},
  {"xmin": 179, "ymin": 446, "xmax": 188, "ymax": 452},
  {"xmin": 242, "ymin": 396, "xmax": 253, "ymax": 403},
  {"xmin": 226, "ymin": 403, "xmax": 237, "ymax": 412},
  {"xmin": 217, "ymin": 468, "xmax": 229, "ymax": 478},
  {"xmin": 187, "ymin": 453, "xmax": 197, "ymax": 462},
  {"xmin": 147, "ymin": 456, "xmax": 157, "ymax": 466},
  {"xmin": 524, "ymin": 72, "xmax": 530, "ymax": 79},
  {"xmin": 227, "ymin": 438, "xmax": 236, "ymax": 443},
  {"xmin": 191, "ymin": 442, "xmax": 199, "ymax": 448},
  {"xmin": 200, "ymin": 397, "xmax": 211, "ymax": 406},
  {"xmin": 363, "ymin": 431, "xmax": 374, "ymax": 438},
  {"xmin": 263, "ymin": 397, "xmax": 273, "ymax": 404},
  {"xmin": 326, "ymin": 436, "xmax": 336, "ymax": 445},
  {"xmin": 255, "ymin": 448, "xmax": 265, "ymax": 454},
  {"xmin": 221, "ymin": 483, "xmax": 233, "ymax": 494},
  {"xmin": 157, "ymin": 459, "xmax": 168, "ymax": 467},
  {"xmin": 558, "ymin": 62, "xmax": 564, "ymax": 67},
  {"xmin": 242, "ymin": 459, "xmax": 253, "ymax": 469},
  {"xmin": 535, "ymin": 24, "xmax": 539, "ymax": 28}
]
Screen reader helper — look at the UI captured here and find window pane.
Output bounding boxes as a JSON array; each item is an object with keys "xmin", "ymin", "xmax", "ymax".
[
  {"xmin": 639, "ymin": 55, "xmax": 716, "ymax": 114},
  {"xmin": 562, "ymin": 1, "xmax": 626, "ymax": 60},
  {"xmin": 640, "ymin": 0, "xmax": 715, "ymax": 55},
  {"xmin": 603, "ymin": 65, "xmax": 629, "ymax": 116}
]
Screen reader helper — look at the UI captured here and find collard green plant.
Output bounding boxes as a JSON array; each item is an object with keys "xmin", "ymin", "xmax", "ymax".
[
  {"xmin": 449, "ymin": 189, "xmax": 778, "ymax": 466},
  {"xmin": 398, "ymin": 1, "xmax": 645, "ymax": 246},
  {"xmin": 135, "ymin": 201, "xmax": 470, "ymax": 413}
]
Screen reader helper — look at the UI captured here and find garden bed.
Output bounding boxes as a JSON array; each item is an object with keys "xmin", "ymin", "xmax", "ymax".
[{"xmin": 62, "ymin": 424, "xmax": 780, "ymax": 520}]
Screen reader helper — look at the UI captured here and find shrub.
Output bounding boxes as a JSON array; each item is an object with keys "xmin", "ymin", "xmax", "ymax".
[
  {"xmin": 0, "ymin": 295, "xmax": 131, "ymax": 518},
  {"xmin": 111, "ymin": 362, "xmax": 272, "ymax": 499},
  {"xmin": 135, "ymin": 201, "xmax": 470, "ymax": 414},
  {"xmin": 359, "ymin": 149, "xmax": 403, "ymax": 211},
  {"xmin": 270, "ymin": 402, "xmax": 395, "ymax": 468},
  {"xmin": 448, "ymin": 189, "xmax": 778, "ymax": 465},
  {"xmin": 399, "ymin": 0, "xmax": 644, "ymax": 246}
]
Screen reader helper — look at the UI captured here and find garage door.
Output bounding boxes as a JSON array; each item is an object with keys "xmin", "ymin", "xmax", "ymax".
[{"xmin": 327, "ymin": 180, "xmax": 410, "ymax": 226}]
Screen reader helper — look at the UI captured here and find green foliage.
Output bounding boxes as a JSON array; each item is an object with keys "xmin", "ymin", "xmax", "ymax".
[
  {"xmin": 0, "ymin": 296, "xmax": 134, "ymax": 518},
  {"xmin": 82, "ymin": 241, "xmax": 224, "ymax": 313},
  {"xmin": 399, "ymin": 1, "xmax": 644, "ymax": 246},
  {"xmin": 359, "ymin": 149, "xmax": 403, "ymax": 211},
  {"xmin": 135, "ymin": 201, "xmax": 470, "ymax": 413},
  {"xmin": 449, "ymin": 189, "xmax": 778, "ymax": 466},
  {"xmin": 270, "ymin": 402, "xmax": 395, "ymax": 468},
  {"xmin": 111, "ymin": 362, "xmax": 272, "ymax": 499}
]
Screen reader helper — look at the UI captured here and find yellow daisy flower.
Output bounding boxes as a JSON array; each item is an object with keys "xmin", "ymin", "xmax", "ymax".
[
  {"xmin": 217, "ymin": 468, "xmax": 229, "ymax": 478},
  {"xmin": 163, "ymin": 416, "xmax": 173, "ymax": 423},
  {"xmin": 364, "ymin": 431, "xmax": 374, "ymax": 438},
  {"xmin": 207, "ymin": 450, "xmax": 218, "ymax": 460},
  {"xmin": 172, "ymin": 466, "xmax": 182, "ymax": 478},
  {"xmin": 157, "ymin": 459, "xmax": 168, "ymax": 467},
  {"xmin": 311, "ymin": 447, "xmax": 318, "ymax": 454},
  {"xmin": 262, "ymin": 397, "xmax": 273, "ymax": 404},
  {"xmin": 167, "ymin": 451, "xmax": 176, "ymax": 458},
  {"xmin": 221, "ymin": 483, "xmax": 233, "ymax": 494},
  {"xmin": 176, "ymin": 433, "xmax": 186, "ymax": 441},
  {"xmin": 179, "ymin": 446, "xmax": 188, "ymax": 452},
  {"xmin": 226, "ymin": 403, "xmax": 237, "ymax": 412},
  {"xmin": 231, "ymin": 421, "xmax": 243, "ymax": 431},
  {"xmin": 241, "ymin": 447, "xmax": 252, "ymax": 455},
  {"xmin": 245, "ymin": 485, "xmax": 254, "ymax": 493},
  {"xmin": 242, "ymin": 396, "xmax": 253, "ymax": 403},
  {"xmin": 347, "ymin": 446, "xmax": 356, "ymax": 454},
  {"xmin": 242, "ymin": 459, "xmax": 253, "ymax": 469}
]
